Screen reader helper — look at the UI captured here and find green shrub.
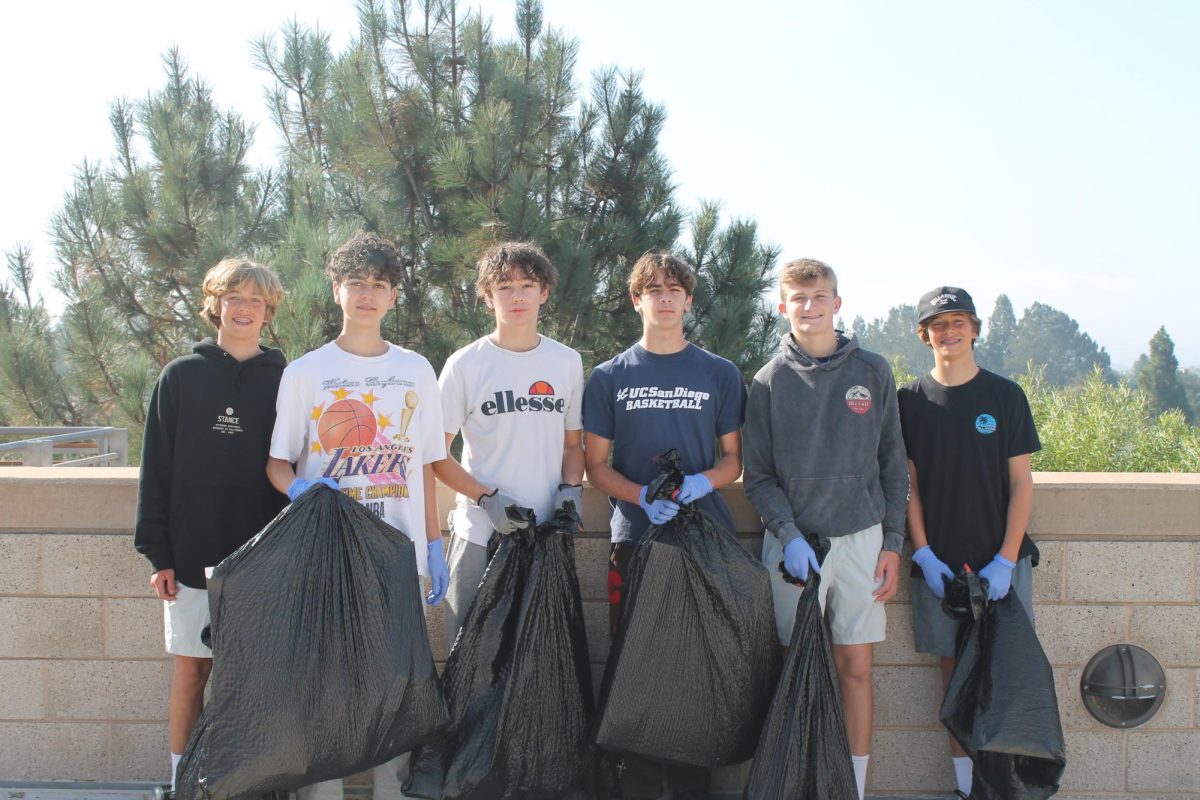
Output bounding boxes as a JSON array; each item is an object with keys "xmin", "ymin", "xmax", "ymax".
[{"xmin": 1019, "ymin": 365, "xmax": 1200, "ymax": 472}]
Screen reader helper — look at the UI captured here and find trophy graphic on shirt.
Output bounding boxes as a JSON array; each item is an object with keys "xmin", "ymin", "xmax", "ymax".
[{"xmin": 398, "ymin": 390, "xmax": 420, "ymax": 442}]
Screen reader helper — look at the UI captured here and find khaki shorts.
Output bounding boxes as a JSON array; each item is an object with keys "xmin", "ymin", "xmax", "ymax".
[
  {"xmin": 164, "ymin": 582, "xmax": 212, "ymax": 658},
  {"xmin": 763, "ymin": 524, "xmax": 887, "ymax": 646}
]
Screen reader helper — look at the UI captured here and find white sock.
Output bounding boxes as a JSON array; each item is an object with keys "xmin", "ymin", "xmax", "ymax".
[
  {"xmin": 851, "ymin": 753, "xmax": 869, "ymax": 800},
  {"xmin": 170, "ymin": 752, "xmax": 182, "ymax": 790},
  {"xmin": 953, "ymin": 756, "xmax": 973, "ymax": 795}
]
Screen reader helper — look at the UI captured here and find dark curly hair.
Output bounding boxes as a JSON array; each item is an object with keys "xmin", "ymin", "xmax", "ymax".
[
  {"xmin": 475, "ymin": 241, "xmax": 558, "ymax": 296},
  {"xmin": 326, "ymin": 232, "xmax": 404, "ymax": 286}
]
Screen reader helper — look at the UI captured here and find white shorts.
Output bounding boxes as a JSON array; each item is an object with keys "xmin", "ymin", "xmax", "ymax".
[
  {"xmin": 164, "ymin": 583, "xmax": 213, "ymax": 658},
  {"xmin": 763, "ymin": 524, "xmax": 887, "ymax": 646}
]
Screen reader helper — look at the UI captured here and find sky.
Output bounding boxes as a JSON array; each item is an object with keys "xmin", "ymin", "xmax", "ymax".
[{"xmin": 3, "ymin": 0, "xmax": 1198, "ymax": 369}]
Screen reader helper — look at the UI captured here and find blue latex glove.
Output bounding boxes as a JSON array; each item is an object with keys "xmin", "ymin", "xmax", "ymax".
[
  {"xmin": 638, "ymin": 485, "xmax": 679, "ymax": 525},
  {"xmin": 979, "ymin": 553, "xmax": 1016, "ymax": 601},
  {"xmin": 781, "ymin": 526, "xmax": 821, "ymax": 583},
  {"xmin": 911, "ymin": 545, "xmax": 954, "ymax": 599},
  {"xmin": 675, "ymin": 473, "xmax": 713, "ymax": 504},
  {"xmin": 426, "ymin": 538, "xmax": 449, "ymax": 606},
  {"xmin": 287, "ymin": 476, "xmax": 339, "ymax": 502}
]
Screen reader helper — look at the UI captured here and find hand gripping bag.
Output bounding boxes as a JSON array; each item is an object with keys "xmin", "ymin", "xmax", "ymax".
[
  {"xmin": 743, "ymin": 546, "xmax": 857, "ymax": 800},
  {"xmin": 940, "ymin": 571, "xmax": 1067, "ymax": 800},
  {"xmin": 405, "ymin": 502, "xmax": 599, "ymax": 800},
  {"xmin": 594, "ymin": 449, "xmax": 780, "ymax": 767},
  {"xmin": 177, "ymin": 485, "xmax": 448, "ymax": 799}
]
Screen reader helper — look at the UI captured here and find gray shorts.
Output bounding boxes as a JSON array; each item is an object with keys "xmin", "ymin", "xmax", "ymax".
[
  {"xmin": 442, "ymin": 532, "xmax": 490, "ymax": 649},
  {"xmin": 910, "ymin": 555, "xmax": 1035, "ymax": 657}
]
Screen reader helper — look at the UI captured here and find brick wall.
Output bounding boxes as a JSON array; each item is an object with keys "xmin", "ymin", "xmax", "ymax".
[{"xmin": 1, "ymin": 469, "xmax": 1197, "ymax": 797}]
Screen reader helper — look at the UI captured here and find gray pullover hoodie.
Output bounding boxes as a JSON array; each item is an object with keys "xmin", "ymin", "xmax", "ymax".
[{"xmin": 743, "ymin": 332, "xmax": 909, "ymax": 553}]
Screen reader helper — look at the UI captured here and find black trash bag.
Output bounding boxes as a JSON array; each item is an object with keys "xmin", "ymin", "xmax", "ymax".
[
  {"xmin": 405, "ymin": 502, "xmax": 600, "ymax": 800},
  {"xmin": 743, "ymin": 543, "xmax": 857, "ymax": 800},
  {"xmin": 177, "ymin": 485, "xmax": 448, "ymax": 799},
  {"xmin": 594, "ymin": 449, "xmax": 780, "ymax": 767},
  {"xmin": 940, "ymin": 571, "xmax": 1066, "ymax": 800}
]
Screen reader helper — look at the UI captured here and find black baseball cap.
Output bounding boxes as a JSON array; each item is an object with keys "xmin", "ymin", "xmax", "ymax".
[{"xmin": 917, "ymin": 286, "xmax": 976, "ymax": 324}]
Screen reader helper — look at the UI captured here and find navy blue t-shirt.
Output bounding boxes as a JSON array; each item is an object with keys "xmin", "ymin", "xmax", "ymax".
[{"xmin": 583, "ymin": 343, "xmax": 747, "ymax": 542}]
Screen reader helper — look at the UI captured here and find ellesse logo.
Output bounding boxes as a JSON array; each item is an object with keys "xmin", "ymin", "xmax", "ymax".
[{"xmin": 481, "ymin": 381, "xmax": 566, "ymax": 415}]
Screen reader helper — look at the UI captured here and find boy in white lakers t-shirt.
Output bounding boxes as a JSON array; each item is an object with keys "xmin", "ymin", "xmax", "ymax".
[
  {"xmin": 433, "ymin": 241, "xmax": 585, "ymax": 643},
  {"xmin": 267, "ymin": 232, "xmax": 447, "ymax": 800}
]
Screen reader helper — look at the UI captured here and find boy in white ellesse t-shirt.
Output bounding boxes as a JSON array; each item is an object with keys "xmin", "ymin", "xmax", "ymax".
[{"xmin": 433, "ymin": 241, "xmax": 584, "ymax": 643}]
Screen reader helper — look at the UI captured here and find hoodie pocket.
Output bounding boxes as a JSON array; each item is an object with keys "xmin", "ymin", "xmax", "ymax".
[{"xmin": 786, "ymin": 474, "xmax": 881, "ymax": 535}]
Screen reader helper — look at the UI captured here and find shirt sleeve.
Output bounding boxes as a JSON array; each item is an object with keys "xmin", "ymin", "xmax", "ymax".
[
  {"xmin": 741, "ymin": 371, "xmax": 795, "ymax": 537},
  {"xmin": 715, "ymin": 360, "xmax": 748, "ymax": 437},
  {"xmin": 134, "ymin": 367, "xmax": 177, "ymax": 572},
  {"xmin": 565, "ymin": 351, "xmax": 584, "ymax": 431},
  {"xmin": 269, "ymin": 363, "xmax": 309, "ymax": 463},
  {"xmin": 421, "ymin": 361, "xmax": 448, "ymax": 465},
  {"xmin": 438, "ymin": 352, "xmax": 468, "ymax": 436},
  {"xmin": 583, "ymin": 364, "xmax": 615, "ymax": 440},
  {"xmin": 1007, "ymin": 383, "xmax": 1042, "ymax": 457},
  {"xmin": 875, "ymin": 362, "xmax": 911, "ymax": 553},
  {"xmin": 897, "ymin": 385, "xmax": 916, "ymax": 457}
]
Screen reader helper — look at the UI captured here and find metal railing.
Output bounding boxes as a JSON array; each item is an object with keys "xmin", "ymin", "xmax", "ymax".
[{"xmin": 0, "ymin": 427, "xmax": 129, "ymax": 467}]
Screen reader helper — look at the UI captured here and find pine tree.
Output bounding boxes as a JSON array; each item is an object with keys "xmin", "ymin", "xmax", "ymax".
[
  {"xmin": 681, "ymin": 201, "xmax": 781, "ymax": 378},
  {"xmin": 1134, "ymin": 327, "xmax": 1193, "ymax": 422},
  {"xmin": 45, "ymin": 49, "xmax": 279, "ymax": 430},
  {"xmin": 4, "ymin": 0, "xmax": 782, "ymax": 442},
  {"xmin": 0, "ymin": 247, "xmax": 84, "ymax": 425},
  {"xmin": 978, "ymin": 293, "xmax": 1015, "ymax": 373},
  {"xmin": 1005, "ymin": 302, "xmax": 1112, "ymax": 386},
  {"xmin": 852, "ymin": 304, "xmax": 928, "ymax": 378},
  {"xmin": 255, "ymin": 0, "xmax": 685, "ymax": 369}
]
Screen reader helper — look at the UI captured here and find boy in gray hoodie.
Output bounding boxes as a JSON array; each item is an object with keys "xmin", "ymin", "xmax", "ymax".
[{"xmin": 743, "ymin": 258, "xmax": 908, "ymax": 800}]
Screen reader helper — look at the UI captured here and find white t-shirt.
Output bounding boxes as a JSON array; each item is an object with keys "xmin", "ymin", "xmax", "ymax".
[
  {"xmin": 270, "ymin": 341, "xmax": 446, "ymax": 575},
  {"xmin": 440, "ymin": 335, "xmax": 584, "ymax": 546}
]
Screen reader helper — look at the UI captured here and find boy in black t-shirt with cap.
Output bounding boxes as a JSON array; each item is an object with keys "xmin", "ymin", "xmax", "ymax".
[{"xmin": 897, "ymin": 286, "xmax": 1041, "ymax": 800}]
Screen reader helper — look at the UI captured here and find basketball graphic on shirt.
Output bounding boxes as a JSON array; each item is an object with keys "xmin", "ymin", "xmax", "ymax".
[
  {"xmin": 529, "ymin": 380, "xmax": 555, "ymax": 395},
  {"xmin": 318, "ymin": 399, "xmax": 378, "ymax": 450}
]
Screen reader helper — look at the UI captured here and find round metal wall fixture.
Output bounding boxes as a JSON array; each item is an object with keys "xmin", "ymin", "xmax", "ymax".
[{"xmin": 1080, "ymin": 644, "xmax": 1166, "ymax": 728}]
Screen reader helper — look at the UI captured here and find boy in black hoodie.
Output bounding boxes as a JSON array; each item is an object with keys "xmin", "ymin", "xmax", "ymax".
[
  {"xmin": 743, "ymin": 258, "xmax": 908, "ymax": 800},
  {"xmin": 135, "ymin": 257, "xmax": 288, "ymax": 797}
]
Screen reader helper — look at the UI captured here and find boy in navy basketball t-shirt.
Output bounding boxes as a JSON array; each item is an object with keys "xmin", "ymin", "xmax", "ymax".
[{"xmin": 584, "ymin": 251, "xmax": 746, "ymax": 800}]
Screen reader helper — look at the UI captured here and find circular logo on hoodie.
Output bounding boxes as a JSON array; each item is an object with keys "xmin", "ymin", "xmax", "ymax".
[{"xmin": 845, "ymin": 385, "xmax": 872, "ymax": 415}]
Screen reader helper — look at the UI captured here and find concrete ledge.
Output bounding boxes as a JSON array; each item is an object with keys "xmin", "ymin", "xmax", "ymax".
[{"xmin": 4, "ymin": 469, "xmax": 1200, "ymax": 540}]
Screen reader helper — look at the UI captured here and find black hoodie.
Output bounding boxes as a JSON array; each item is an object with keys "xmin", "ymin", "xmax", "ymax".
[{"xmin": 135, "ymin": 339, "xmax": 288, "ymax": 588}]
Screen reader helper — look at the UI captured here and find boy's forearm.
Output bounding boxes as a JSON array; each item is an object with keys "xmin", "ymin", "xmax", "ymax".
[
  {"xmin": 423, "ymin": 463, "xmax": 442, "ymax": 544},
  {"xmin": 1001, "ymin": 472, "xmax": 1033, "ymax": 562},
  {"xmin": 266, "ymin": 457, "xmax": 296, "ymax": 495},
  {"xmin": 431, "ymin": 456, "xmax": 491, "ymax": 504},
  {"xmin": 907, "ymin": 493, "xmax": 930, "ymax": 550},
  {"xmin": 702, "ymin": 450, "xmax": 742, "ymax": 491},
  {"xmin": 561, "ymin": 436, "xmax": 585, "ymax": 486},
  {"xmin": 585, "ymin": 459, "xmax": 642, "ymax": 505}
]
